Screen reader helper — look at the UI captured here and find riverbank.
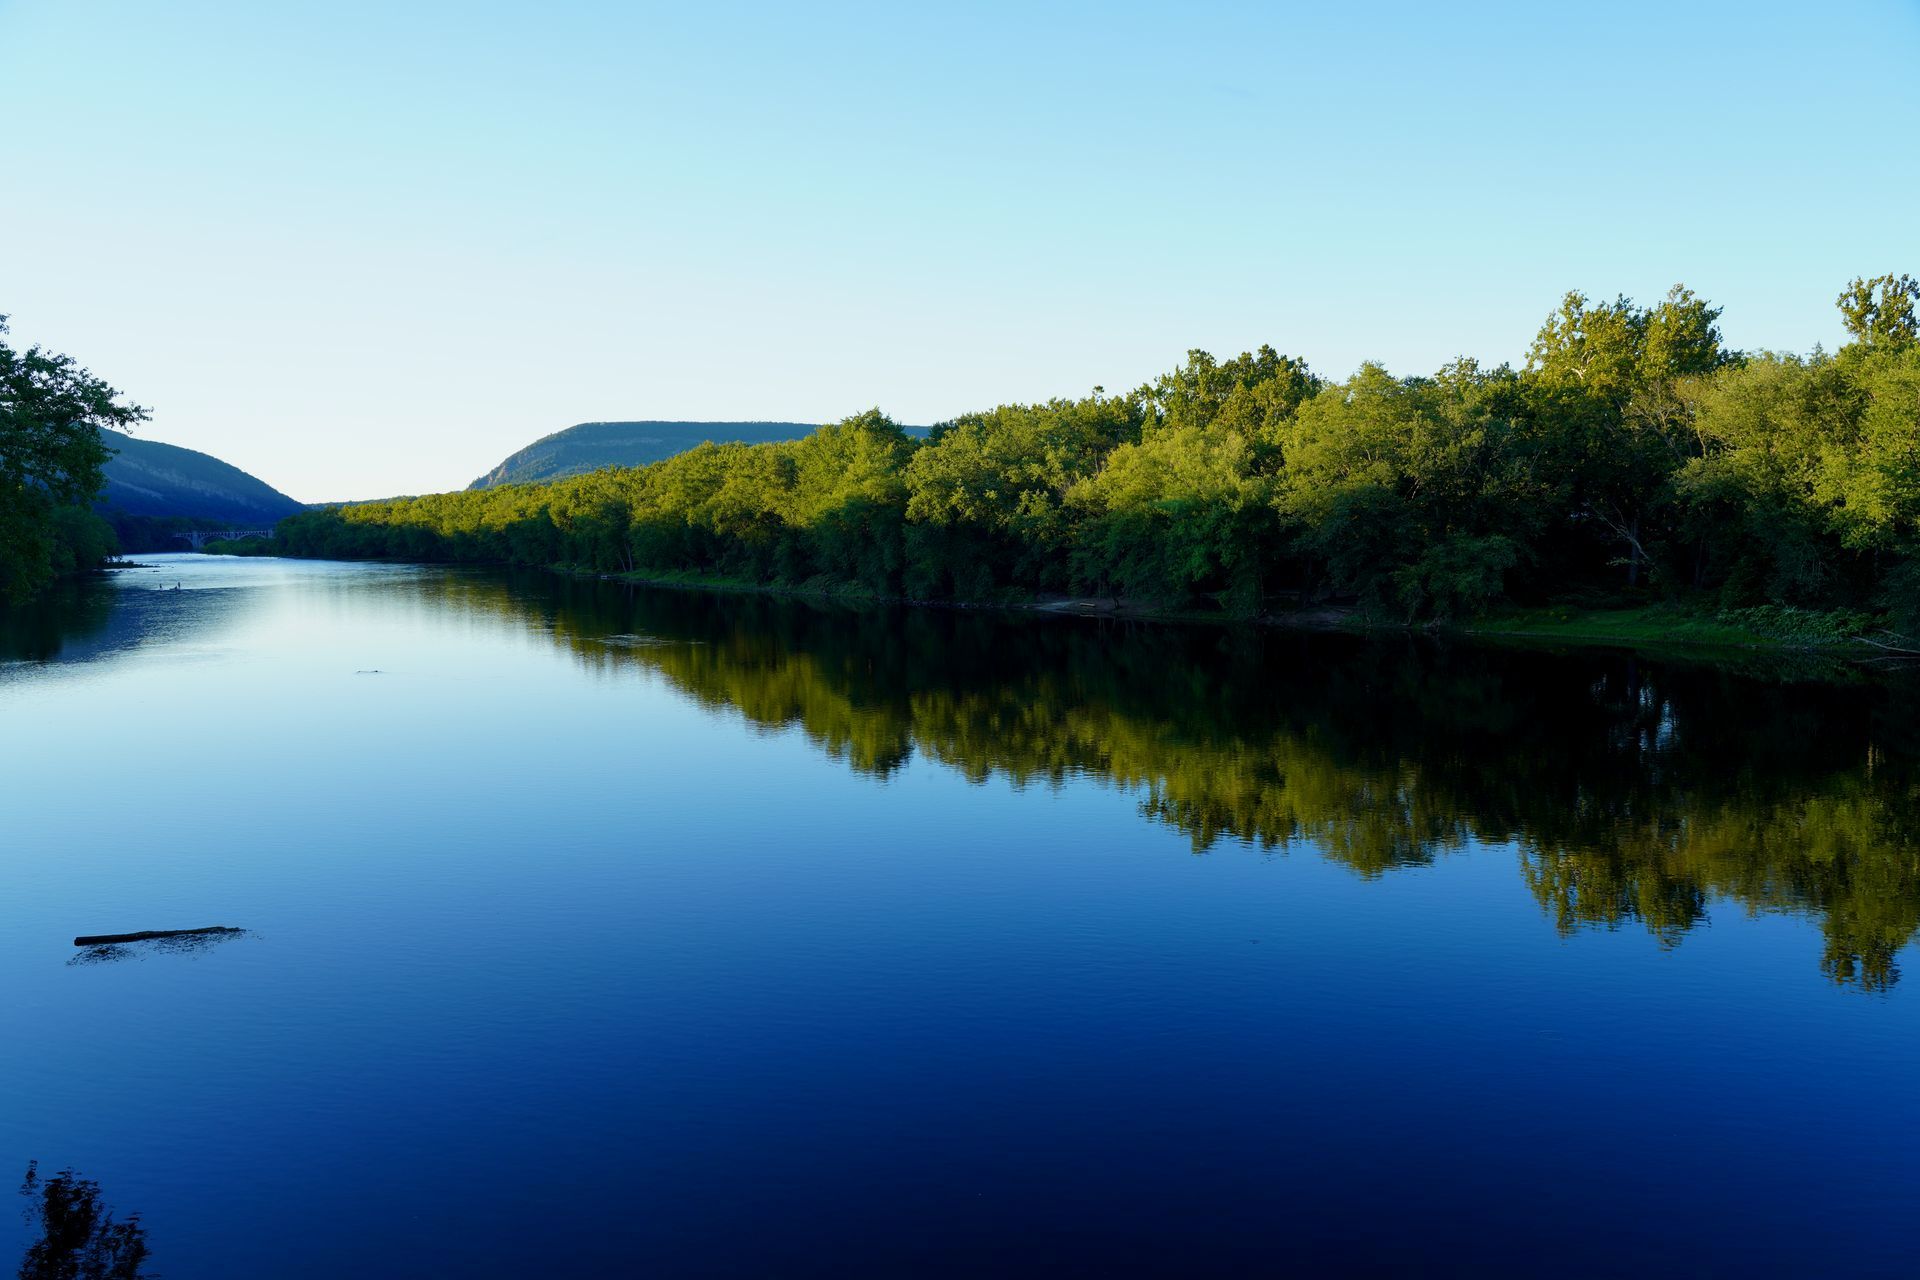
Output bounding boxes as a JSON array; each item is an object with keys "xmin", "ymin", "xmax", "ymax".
[
  {"xmin": 584, "ymin": 563, "xmax": 1911, "ymax": 660},
  {"xmin": 203, "ymin": 540, "xmax": 1913, "ymax": 661}
]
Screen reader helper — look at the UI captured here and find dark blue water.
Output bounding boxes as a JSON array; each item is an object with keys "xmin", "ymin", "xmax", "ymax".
[{"xmin": 3, "ymin": 556, "xmax": 1917, "ymax": 1276}]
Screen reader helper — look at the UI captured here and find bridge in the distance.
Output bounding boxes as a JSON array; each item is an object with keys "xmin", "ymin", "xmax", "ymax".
[{"xmin": 173, "ymin": 528, "xmax": 276, "ymax": 550}]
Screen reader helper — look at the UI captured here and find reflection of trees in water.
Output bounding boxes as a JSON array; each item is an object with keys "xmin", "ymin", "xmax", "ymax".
[
  {"xmin": 17, "ymin": 1164, "xmax": 151, "ymax": 1280},
  {"xmin": 339, "ymin": 571, "xmax": 1920, "ymax": 989},
  {"xmin": 0, "ymin": 572, "xmax": 251, "ymax": 668},
  {"xmin": 0, "ymin": 579, "xmax": 115, "ymax": 662}
]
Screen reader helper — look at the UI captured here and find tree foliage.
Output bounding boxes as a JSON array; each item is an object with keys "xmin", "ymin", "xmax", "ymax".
[
  {"xmin": 257, "ymin": 279, "xmax": 1920, "ymax": 628},
  {"xmin": 1835, "ymin": 273, "xmax": 1919, "ymax": 350},
  {"xmin": 0, "ymin": 318, "xmax": 143, "ymax": 601}
]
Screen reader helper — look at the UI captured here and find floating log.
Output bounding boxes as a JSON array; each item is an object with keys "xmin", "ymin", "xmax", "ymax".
[{"xmin": 73, "ymin": 926, "xmax": 242, "ymax": 947}]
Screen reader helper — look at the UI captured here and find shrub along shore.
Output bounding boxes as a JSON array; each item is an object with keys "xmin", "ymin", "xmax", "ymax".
[{"xmin": 222, "ymin": 278, "xmax": 1920, "ymax": 649}]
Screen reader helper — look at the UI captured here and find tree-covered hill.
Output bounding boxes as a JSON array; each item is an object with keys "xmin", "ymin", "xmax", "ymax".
[
  {"xmin": 98, "ymin": 430, "xmax": 304, "ymax": 524},
  {"xmin": 471, "ymin": 421, "xmax": 866, "ymax": 489},
  {"xmin": 473, "ymin": 419, "xmax": 937, "ymax": 489}
]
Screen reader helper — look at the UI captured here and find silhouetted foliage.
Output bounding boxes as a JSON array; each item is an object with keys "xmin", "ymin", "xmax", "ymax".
[{"xmin": 0, "ymin": 320, "xmax": 143, "ymax": 602}]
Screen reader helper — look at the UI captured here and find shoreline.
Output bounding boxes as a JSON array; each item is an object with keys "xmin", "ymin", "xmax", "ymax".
[
  {"xmin": 196, "ymin": 546, "xmax": 1911, "ymax": 666},
  {"xmin": 575, "ymin": 563, "xmax": 1908, "ymax": 663}
]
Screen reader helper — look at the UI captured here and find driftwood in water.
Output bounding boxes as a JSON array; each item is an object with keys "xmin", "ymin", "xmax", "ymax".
[
  {"xmin": 1862, "ymin": 632, "xmax": 1920, "ymax": 657},
  {"xmin": 73, "ymin": 926, "xmax": 242, "ymax": 947}
]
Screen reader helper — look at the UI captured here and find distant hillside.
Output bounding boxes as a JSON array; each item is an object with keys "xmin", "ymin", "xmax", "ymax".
[
  {"xmin": 97, "ymin": 431, "xmax": 305, "ymax": 524},
  {"xmin": 469, "ymin": 421, "xmax": 831, "ymax": 490}
]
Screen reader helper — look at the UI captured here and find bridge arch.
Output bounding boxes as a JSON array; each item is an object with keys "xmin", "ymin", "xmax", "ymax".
[{"xmin": 173, "ymin": 528, "xmax": 275, "ymax": 551}]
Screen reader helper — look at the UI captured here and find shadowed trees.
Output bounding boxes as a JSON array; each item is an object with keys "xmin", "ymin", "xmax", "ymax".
[{"xmin": 0, "ymin": 319, "xmax": 145, "ymax": 601}]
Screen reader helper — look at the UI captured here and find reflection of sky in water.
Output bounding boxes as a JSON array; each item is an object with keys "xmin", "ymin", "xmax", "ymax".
[
  {"xmin": 1, "ymin": 555, "xmax": 435, "ymax": 674},
  {"xmin": 2, "ymin": 555, "xmax": 1918, "ymax": 1277}
]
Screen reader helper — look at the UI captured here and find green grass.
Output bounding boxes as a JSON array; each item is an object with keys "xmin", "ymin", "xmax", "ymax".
[{"xmin": 1456, "ymin": 603, "xmax": 1881, "ymax": 651}]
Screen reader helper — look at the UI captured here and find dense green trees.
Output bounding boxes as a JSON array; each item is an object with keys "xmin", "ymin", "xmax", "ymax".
[
  {"xmin": 905, "ymin": 394, "xmax": 1143, "ymax": 596},
  {"xmin": 0, "ymin": 318, "xmax": 142, "ymax": 601},
  {"xmin": 261, "ymin": 281, "xmax": 1920, "ymax": 627},
  {"xmin": 1678, "ymin": 302, "xmax": 1920, "ymax": 627}
]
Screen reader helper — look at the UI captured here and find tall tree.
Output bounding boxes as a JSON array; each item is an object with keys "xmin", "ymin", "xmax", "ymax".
[{"xmin": 1524, "ymin": 286, "xmax": 1730, "ymax": 587}]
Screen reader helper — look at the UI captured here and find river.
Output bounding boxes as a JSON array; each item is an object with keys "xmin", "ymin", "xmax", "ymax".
[{"xmin": 3, "ymin": 554, "xmax": 1917, "ymax": 1275}]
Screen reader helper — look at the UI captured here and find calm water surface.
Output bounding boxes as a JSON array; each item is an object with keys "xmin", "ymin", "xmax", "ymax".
[{"xmin": 3, "ymin": 555, "xmax": 1918, "ymax": 1276}]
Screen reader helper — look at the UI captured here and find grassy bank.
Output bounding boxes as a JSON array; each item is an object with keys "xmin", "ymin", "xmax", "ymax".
[
  {"xmin": 588, "ymin": 562, "xmax": 1906, "ymax": 656},
  {"xmin": 1451, "ymin": 603, "xmax": 1897, "ymax": 653}
]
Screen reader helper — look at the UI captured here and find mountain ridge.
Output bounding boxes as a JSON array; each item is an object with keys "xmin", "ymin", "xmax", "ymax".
[
  {"xmin": 469, "ymin": 420, "xmax": 827, "ymax": 490},
  {"xmin": 470, "ymin": 419, "xmax": 932, "ymax": 490},
  {"xmin": 97, "ymin": 431, "xmax": 305, "ymax": 524}
]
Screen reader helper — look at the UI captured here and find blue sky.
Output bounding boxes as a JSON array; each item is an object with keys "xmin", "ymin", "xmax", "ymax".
[{"xmin": 2, "ymin": 0, "xmax": 1916, "ymax": 500}]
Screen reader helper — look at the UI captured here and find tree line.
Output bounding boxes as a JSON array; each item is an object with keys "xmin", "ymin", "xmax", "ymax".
[{"xmin": 257, "ymin": 277, "xmax": 1920, "ymax": 626}]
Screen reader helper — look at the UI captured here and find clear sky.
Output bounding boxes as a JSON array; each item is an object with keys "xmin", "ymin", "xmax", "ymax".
[{"xmin": 2, "ymin": 0, "xmax": 1916, "ymax": 501}]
